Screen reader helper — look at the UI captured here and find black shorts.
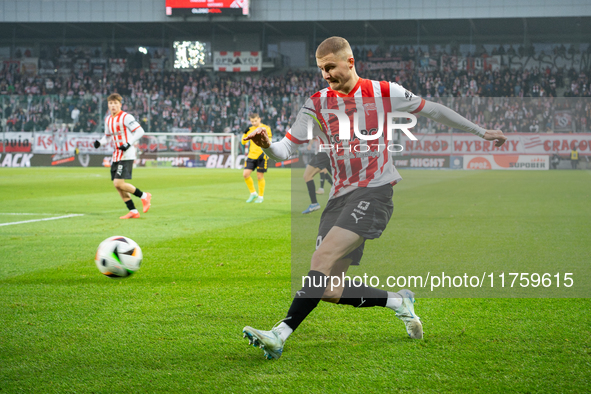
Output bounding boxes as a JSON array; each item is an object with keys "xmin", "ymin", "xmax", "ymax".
[
  {"xmin": 308, "ymin": 152, "xmax": 331, "ymax": 171},
  {"xmin": 316, "ymin": 184, "xmax": 394, "ymax": 265},
  {"xmin": 111, "ymin": 160, "xmax": 134, "ymax": 181},
  {"xmin": 244, "ymin": 153, "xmax": 268, "ymax": 173}
]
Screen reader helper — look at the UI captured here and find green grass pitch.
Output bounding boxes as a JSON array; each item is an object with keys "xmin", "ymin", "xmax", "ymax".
[{"xmin": 0, "ymin": 167, "xmax": 590, "ymax": 393}]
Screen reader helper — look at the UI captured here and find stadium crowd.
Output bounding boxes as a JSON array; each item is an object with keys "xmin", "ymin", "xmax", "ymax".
[{"xmin": 1, "ymin": 44, "xmax": 591, "ymax": 135}]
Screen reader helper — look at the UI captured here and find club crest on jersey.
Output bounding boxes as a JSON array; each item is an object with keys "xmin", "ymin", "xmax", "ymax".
[{"xmin": 363, "ymin": 103, "xmax": 378, "ymax": 114}]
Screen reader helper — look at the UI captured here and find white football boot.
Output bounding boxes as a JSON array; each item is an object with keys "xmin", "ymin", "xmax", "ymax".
[
  {"xmin": 394, "ymin": 289, "xmax": 423, "ymax": 339},
  {"xmin": 243, "ymin": 325, "xmax": 285, "ymax": 360}
]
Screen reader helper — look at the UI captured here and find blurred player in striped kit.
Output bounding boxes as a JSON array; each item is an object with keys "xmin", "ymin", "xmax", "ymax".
[
  {"xmin": 302, "ymin": 137, "xmax": 333, "ymax": 214},
  {"xmin": 94, "ymin": 93, "xmax": 151, "ymax": 219}
]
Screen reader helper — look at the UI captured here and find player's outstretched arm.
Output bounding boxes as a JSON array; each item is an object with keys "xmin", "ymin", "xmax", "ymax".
[{"xmin": 418, "ymin": 101, "xmax": 507, "ymax": 145}]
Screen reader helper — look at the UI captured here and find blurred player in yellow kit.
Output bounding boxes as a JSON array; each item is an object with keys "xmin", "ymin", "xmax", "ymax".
[{"xmin": 241, "ymin": 113, "xmax": 272, "ymax": 203}]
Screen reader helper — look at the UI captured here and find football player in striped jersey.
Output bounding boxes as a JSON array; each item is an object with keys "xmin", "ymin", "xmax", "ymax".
[
  {"xmin": 242, "ymin": 37, "xmax": 506, "ymax": 359},
  {"xmin": 94, "ymin": 93, "xmax": 151, "ymax": 219}
]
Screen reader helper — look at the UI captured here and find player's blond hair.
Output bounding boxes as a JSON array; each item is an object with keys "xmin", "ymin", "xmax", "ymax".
[
  {"xmin": 316, "ymin": 37, "xmax": 353, "ymax": 60},
  {"xmin": 107, "ymin": 93, "xmax": 122, "ymax": 103}
]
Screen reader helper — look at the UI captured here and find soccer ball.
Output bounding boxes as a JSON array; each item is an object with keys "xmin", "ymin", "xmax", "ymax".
[{"xmin": 95, "ymin": 236, "xmax": 143, "ymax": 278}]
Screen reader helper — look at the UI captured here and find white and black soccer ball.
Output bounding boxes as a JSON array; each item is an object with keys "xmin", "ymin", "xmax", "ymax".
[{"xmin": 95, "ymin": 236, "xmax": 143, "ymax": 278}]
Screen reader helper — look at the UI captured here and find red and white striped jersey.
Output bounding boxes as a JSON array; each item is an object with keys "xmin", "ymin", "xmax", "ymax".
[
  {"xmin": 102, "ymin": 111, "xmax": 144, "ymax": 162},
  {"xmin": 287, "ymin": 78, "xmax": 425, "ymax": 198}
]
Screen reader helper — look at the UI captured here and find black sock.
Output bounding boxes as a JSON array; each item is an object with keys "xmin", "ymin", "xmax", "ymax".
[
  {"xmin": 337, "ymin": 279, "xmax": 388, "ymax": 308},
  {"xmin": 320, "ymin": 173, "xmax": 326, "ymax": 188},
  {"xmin": 306, "ymin": 180, "xmax": 317, "ymax": 204},
  {"xmin": 132, "ymin": 188, "xmax": 143, "ymax": 198},
  {"xmin": 125, "ymin": 199, "xmax": 136, "ymax": 211},
  {"xmin": 284, "ymin": 270, "xmax": 327, "ymax": 331},
  {"xmin": 325, "ymin": 173, "xmax": 333, "ymax": 186}
]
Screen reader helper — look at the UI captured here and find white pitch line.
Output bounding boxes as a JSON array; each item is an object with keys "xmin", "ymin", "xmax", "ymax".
[
  {"xmin": 0, "ymin": 214, "xmax": 84, "ymax": 227},
  {"xmin": 0, "ymin": 213, "xmax": 59, "ymax": 216}
]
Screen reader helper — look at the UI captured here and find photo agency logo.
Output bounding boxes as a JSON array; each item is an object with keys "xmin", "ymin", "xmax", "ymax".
[{"xmin": 304, "ymin": 105, "xmax": 418, "ymax": 156}]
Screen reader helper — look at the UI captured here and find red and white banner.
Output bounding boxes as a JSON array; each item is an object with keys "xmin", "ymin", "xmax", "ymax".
[
  {"xmin": 403, "ymin": 133, "xmax": 591, "ymax": 156},
  {"xmin": 2, "ymin": 60, "xmax": 21, "ymax": 74},
  {"xmin": 358, "ymin": 59, "xmax": 415, "ymax": 72},
  {"xmin": 440, "ymin": 55, "xmax": 501, "ymax": 72},
  {"xmin": 20, "ymin": 58, "xmax": 39, "ymax": 75},
  {"xmin": 2, "ymin": 132, "xmax": 244, "ymax": 168},
  {"xmin": 0, "ymin": 132, "xmax": 234, "ymax": 156},
  {"xmin": 463, "ymin": 155, "xmax": 549, "ymax": 170},
  {"xmin": 214, "ymin": 51, "xmax": 261, "ymax": 72},
  {"xmin": 137, "ymin": 135, "xmax": 232, "ymax": 153},
  {"xmin": 109, "ymin": 58, "xmax": 126, "ymax": 73},
  {"xmin": 30, "ymin": 132, "xmax": 113, "ymax": 155},
  {"xmin": 1, "ymin": 132, "xmax": 34, "ymax": 153}
]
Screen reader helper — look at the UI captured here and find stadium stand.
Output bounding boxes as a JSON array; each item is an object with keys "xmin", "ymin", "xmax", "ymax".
[
  {"xmin": 2, "ymin": 53, "xmax": 590, "ymax": 136},
  {"xmin": 1, "ymin": 14, "xmax": 590, "ymax": 137}
]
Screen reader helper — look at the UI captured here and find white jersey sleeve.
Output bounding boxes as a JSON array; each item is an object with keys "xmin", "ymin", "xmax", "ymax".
[
  {"xmin": 388, "ymin": 82, "xmax": 425, "ymax": 113},
  {"xmin": 262, "ymin": 136, "xmax": 294, "ymax": 162},
  {"xmin": 285, "ymin": 97, "xmax": 324, "ymax": 144},
  {"xmin": 123, "ymin": 114, "xmax": 145, "ymax": 145}
]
